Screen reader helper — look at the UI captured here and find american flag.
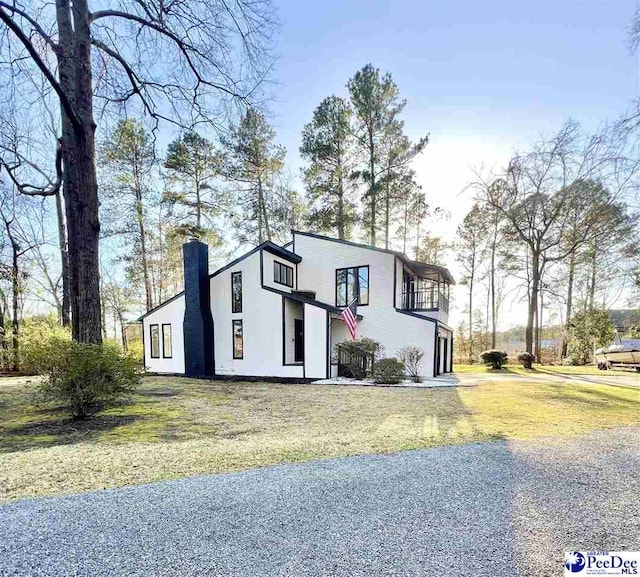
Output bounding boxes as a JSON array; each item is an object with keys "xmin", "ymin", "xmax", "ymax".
[{"xmin": 339, "ymin": 298, "xmax": 358, "ymax": 340}]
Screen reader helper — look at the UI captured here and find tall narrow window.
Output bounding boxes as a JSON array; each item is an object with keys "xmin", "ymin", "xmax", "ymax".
[
  {"xmin": 162, "ymin": 324, "xmax": 172, "ymax": 358},
  {"xmin": 336, "ymin": 266, "xmax": 369, "ymax": 306},
  {"xmin": 274, "ymin": 261, "xmax": 293, "ymax": 287},
  {"xmin": 231, "ymin": 271, "xmax": 242, "ymax": 313},
  {"xmin": 233, "ymin": 320, "xmax": 243, "ymax": 359},
  {"xmin": 150, "ymin": 324, "xmax": 160, "ymax": 358}
]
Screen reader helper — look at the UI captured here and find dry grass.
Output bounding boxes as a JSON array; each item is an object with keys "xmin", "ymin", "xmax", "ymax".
[{"xmin": 1, "ymin": 375, "xmax": 638, "ymax": 503}]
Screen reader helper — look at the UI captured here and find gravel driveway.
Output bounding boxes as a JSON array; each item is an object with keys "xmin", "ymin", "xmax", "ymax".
[{"xmin": 1, "ymin": 426, "xmax": 638, "ymax": 577}]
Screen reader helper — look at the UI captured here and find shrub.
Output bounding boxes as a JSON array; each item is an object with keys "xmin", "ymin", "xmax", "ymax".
[
  {"xmin": 397, "ymin": 346, "xmax": 424, "ymax": 383},
  {"xmin": 126, "ymin": 338, "xmax": 144, "ymax": 365},
  {"xmin": 36, "ymin": 341, "xmax": 143, "ymax": 419},
  {"xmin": 517, "ymin": 352, "xmax": 535, "ymax": 369},
  {"xmin": 567, "ymin": 309, "xmax": 615, "ymax": 365},
  {"xmin": 335, "ymin": 337, "xmax": 384, "ymax": 379},
  {"xmin": 3, "ymin": 315, "xmax": 71, "ymax": 375},
  {"xmin": 372, "ymin": 358, "xmax": 405, "ymax": 384},
  {"xmin": 479, "ymin": 349, "xmax": 508, "ymax": 370}
]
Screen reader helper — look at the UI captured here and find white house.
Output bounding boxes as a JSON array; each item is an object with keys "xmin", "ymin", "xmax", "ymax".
[{"xmin": 140, "ymin": 231, "xmax": 455, "ymax": 380}]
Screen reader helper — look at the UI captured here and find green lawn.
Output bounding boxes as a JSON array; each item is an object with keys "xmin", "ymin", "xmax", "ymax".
[
  {"xmin": 1, "ymin": 374, "xmax": 638, "ymax": 503},
  {"xmin": 453, "ymin": 363, "xmax": 634, "ymax": 376}
]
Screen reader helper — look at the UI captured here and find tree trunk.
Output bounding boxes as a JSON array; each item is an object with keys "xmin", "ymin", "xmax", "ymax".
[
  {"xmin": 490, "ymin": 221, "xmax": 497, "ymax": 348},
  {"xmin": 525, "ymin": 251, "xmax": 539, "ymax": 356},
  {"xmin": 588, "ymin": 248, "xmax": 597, "ymax": 310},
  {"xmin": 0, "ymin": 301, "xmax": 5, "ymax": 350},
  {"xmin": 54, "ymin": 189, "xmax": 71, "ymax": 327},
  {"xmin": 257, "ymin": 177, "xmax": 271, "ymax": 242},
  {"xmin": 136, "ymin": 196, "xmax": 152, "ymax": 311},
  {"xmin": 384, "ymin": 178, "xmax": 390, "ymax": 250},
  {"xmin": 195, "ymin": 176, "xmax": 202, "ymax": 231},
  {"xmin": 402, "ymin": 199, "xmax": 408, "ymax": 254},
  {"xmin": 10, "ymin": 237, "xmax": 19, "ymax": 371},
  {"xmin": 485, "ymin": 281, "xmax": 490, "ymax": 351},
  {"xmin": 468, "ymin": 267, "xmax": 474, "ymax": 364},
  {"xmin": 337, "ymin": 168, "xmax": 345, "ymax": 239},
  {"xmin": 536, "ymin": 290, "xmax": 544, "ymax": 362},
  {"xmin": 118, "ymin": 310, "xmax": 128, "ymax": 351},
  {"xmin": 56, "ymin": 0, "xmax": 102, "ymax": 344},
  {"xmin": 100, "ymin": 278, "xmax": 108, "ymax": 341},
  {"xmin": 368, "ymin": 130, "xmax": 376, "ymax": 245},
  {"xmin": 561, "ymin": 254, "xmax": 575, "ymax": 359}
]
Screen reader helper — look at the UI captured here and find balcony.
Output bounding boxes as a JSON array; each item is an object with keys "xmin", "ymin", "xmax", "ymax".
[
  {"xmin": 402, "ymin": 288, "xmax": 449, "ymax": 313},
  {"xmin": 401, "ymin": 265, "xmax": 451, "ymax": 315}
]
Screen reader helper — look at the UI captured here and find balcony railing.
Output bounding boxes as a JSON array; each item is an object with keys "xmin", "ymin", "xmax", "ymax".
[{"xmin": 402, "ymin": 288, "xmax": 449, "ymax": 314}]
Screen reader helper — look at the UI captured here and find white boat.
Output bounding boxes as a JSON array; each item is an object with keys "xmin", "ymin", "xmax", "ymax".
[{"xmin": 595, "ymin": 343, "xmax": 640, "ymax": 371}]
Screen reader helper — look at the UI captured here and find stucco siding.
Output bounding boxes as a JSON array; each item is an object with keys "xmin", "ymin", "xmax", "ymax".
[
  {"xmin": 304, "ymin": 305, "xmax": 328, "ymax": 379},
  {"xmin": 210, "ymin": 250, "xmax": 303, "ymax": 378},
  {"xmin": 142, "ymin": 295, "xmax": 186, "ymax": 374}
]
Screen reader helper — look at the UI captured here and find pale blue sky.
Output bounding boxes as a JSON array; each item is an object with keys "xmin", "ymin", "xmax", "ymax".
[{"xmin": 270, "ymin": 0, "xmax": 637, "ymax": 232}]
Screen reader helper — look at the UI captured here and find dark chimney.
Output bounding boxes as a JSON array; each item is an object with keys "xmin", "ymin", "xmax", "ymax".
[{"xmin": 183, "ymin": 240, "xmax": 214, "ymax": 376}]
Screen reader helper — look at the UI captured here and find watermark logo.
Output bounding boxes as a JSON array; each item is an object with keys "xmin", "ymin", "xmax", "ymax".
[
  {"xmin": 564, "ymin": 552, "xmax": 639, "ymax": 576},
  {"xmin": 565, "ymin": 552, "xmax": 586, "ymax": 573}
]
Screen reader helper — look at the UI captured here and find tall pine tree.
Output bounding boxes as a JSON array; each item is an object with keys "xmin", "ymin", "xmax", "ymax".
[
  {"xmin": 348, "ymin": 65, "xmax": 403, "ymax": 245},
  {"xmin": 164, "ymin": 131, "xmax": 225, "ymax": 241},
  {"xmin": 101, "ymin": 119, "xmax": 157, "ymax": 311},
  {"xmin": 348, "ymin": 64, "xmax": 426, "ymax": 246},
  {"xmin": 222, "ymin": 108, "xmax": 285, "ymax": 244},
  {"xmin": 300, "ymin": 96, "xmax": 357, "ymax": 239}
]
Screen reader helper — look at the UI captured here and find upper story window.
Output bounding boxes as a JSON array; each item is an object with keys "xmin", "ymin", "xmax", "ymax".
[
  {"xmin": 274, "ymin": 261, "xmax": 293, "ymax": 287},
  {"xmin": 336, "ymin": 265, "xmax": 369, "ymax": 307},
  {"xmin": 231, "ymin": 271, "xmax": 242, "ymax": 313}
]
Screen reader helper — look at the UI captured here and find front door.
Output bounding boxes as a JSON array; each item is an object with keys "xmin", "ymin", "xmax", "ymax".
[{"xmin": 294, "ymin": 319, "xmax": 304, "ymax": 362}]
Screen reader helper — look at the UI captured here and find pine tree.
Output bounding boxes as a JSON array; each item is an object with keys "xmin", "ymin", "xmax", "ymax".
[
  {"xmin": 379, "ymin": 124, "xmax": 427, "ymax": 249},
  {"xmin": 348, "ymin": 64, "xmax": 427, "ymax": 246},
  {"xmin": 101, "ymin": 119, "xmax": 157, "ymax": 311},
  {"xmin": 222, "ymin": 108, "xmax": 285, "ymax": 244},
  {"xmin": 300, "ymin": 96, "xmax": 358, "ymax": 239},
  {"xmin": 348, "ymin": 65, "xmax": 403, "ymax": 245},
  {"xmin": 164, "ymin": 131, "xmax": 225, "ymax": 240},
  {"xmin": 456, "ymin": 205, "xmax": 489, "ymax": 362}
]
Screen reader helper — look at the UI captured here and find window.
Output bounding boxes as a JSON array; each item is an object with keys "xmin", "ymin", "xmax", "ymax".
[
  {"xmin": 336, "ymin": 266, "xmax": 369, "ymax": 306},
  {"xmin": 274, "ymin": 261, "xmax": 293, "ymax": 287},
  {"xmin": 162, "ymin": 324, "xmax": 172, "ymax": 358},
  {"xmin": 150, "ymin": 324, "xmax": 160, "ymax": 358},
  {"xmin": 233, "ymin": 320, "xmax": 243, "ymax": 359},
  {"xmin": 231, "ymin": 271, "xmax": 242, "ymax": 313}
]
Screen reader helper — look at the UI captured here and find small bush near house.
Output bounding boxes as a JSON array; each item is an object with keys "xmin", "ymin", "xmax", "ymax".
[
  {"xmin": 480, "ymin": 349, "xmax": 508, "ymax": 370},
  {"xmin": 517, "ymin": 352, "xmax": 535, "ymax": 369},
  {"xmin": 397, "ymin": 346, "xmax": 424, "ymax": 382},
  {"xmin": 335, "ymin": 337, "xmax": 384, "ymax": 379},
  {"xmin": 372, "ymin": 358, "xmax": 405, "ymax": 384},
  {"xmin": 37, "ymin": 341, "xmax": 143, "ymax": 419}
]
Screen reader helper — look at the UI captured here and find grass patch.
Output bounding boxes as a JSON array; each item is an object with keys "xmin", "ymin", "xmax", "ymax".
[
  {"xmin": 0, "ymin": 375, "xmax": 638, "ymax": 503},
  {"xmin": 453, "ymin": 363, "xmax": 633, "ymax": 376}
]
